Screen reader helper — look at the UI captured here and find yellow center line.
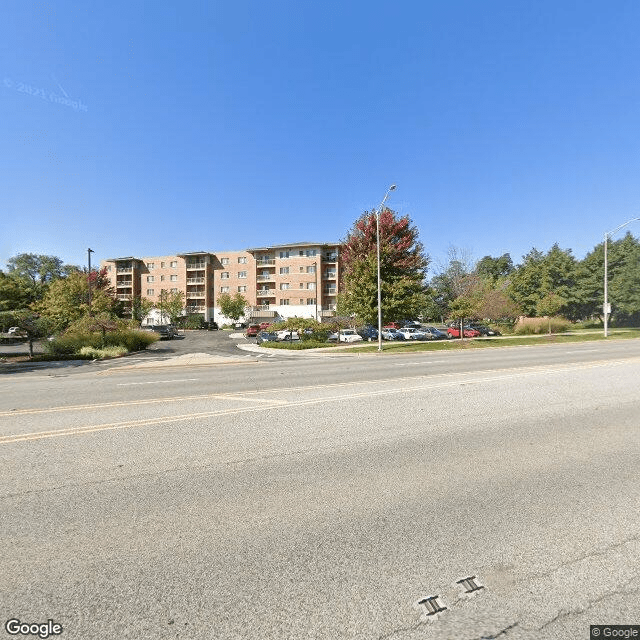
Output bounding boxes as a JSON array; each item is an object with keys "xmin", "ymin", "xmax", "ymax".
[{"xmin": 0, "ymin": 358, "xmax": 633, "ymax": 445}]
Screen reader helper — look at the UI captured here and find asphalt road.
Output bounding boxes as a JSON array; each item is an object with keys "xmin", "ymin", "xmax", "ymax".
[{"xmin": 2, "ymin": 338, "xmax": 640, "ymax": 639}]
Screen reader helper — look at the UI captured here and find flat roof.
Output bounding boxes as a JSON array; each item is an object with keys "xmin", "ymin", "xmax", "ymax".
[{"xmin": 246, "ymin": 242, "xmax": 338, "ymax": 252}]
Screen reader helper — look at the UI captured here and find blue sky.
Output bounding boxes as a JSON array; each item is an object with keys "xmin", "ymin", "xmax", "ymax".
[{"xmin": 2, "ymin": 1, "xmax": 640, "ymax": 276}]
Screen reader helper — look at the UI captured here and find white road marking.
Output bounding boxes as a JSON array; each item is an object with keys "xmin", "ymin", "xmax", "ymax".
[
  {"xmin": 117, "ymin": 379, "xmax": 199, "ymax": 386},
  {"xmin": 394, "ymin": 360, "xmax": 447, "ymax": 366}
]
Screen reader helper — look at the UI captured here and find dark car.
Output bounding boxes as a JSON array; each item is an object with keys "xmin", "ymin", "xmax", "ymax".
[
  {"xmin": 256, "ymin": 331, "xmax": 279, "ymax": 345},
  {"xmin": 148, "ymin": 324, "xmax": 176, "ymax": 339},
  {"xmin": 204, "ymin": 321, "xmax": 219, "ymax": 330},
  {"xmin": 357, "ymin": 325, "xmax": 379, "ymax": 340},
  {"xmin": 246, "ymin": 324, "xmax": 261, "ymax": 337},
  {"xmin": 423, "ymin": 326, "xmax": 449, "ymax": 340},
  {"xmin": 468, "ymin": 324, "xmax": 501, "ymax": 336}
]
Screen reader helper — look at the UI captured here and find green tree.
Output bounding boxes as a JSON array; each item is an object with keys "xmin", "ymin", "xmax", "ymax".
[
  {"xmin": 339, "ymin": 208, "xmax": 429, "ymax": 324},
  {"xmin": 0, "ymin": 271, "xmax": 32, "ymax": 310},
  {"xmin": 476, "ymin": 253, "xmax": 514, "ymax": 286},
  {"xmin": 6, "ymin": 253, "xmax": 78, "ymax": 302},
  {"xmin": 0, "ymin": 310, "xmax": 52, "ymax": 357},
  {"xmin": 131, "ymin": 296, "xmax": 154, "ymax": 325},
  {"xmin": 536, "ymin": 292, "xmax": 566, "ymax": 334},
  {"xmin": 158, "ymin": 290, "xmax": 185, "ymax": 324},
  {"xmin": 37, "ymin": 270, "xmax": 118, "ymax": 331},
  {"xmin": 218, "ymin": 292, "xmax": 248, "ymax": 323}
]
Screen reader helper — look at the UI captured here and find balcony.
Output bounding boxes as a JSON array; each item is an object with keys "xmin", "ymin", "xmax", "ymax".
[
  {"xmin": 323, "ymin": 288, "xmax": 337, "ymax": 295},
  {"xmin": 187, "ymin": 293, "xmax": 206, "ymax": 300},
  {"xmin": 257, "ymin": 289, "xmax": 276, "ymax": 297},
  {"xmin": 116, "ymin": 267, "xmax": 132, "ymax": 273},
  {"xmin": 117, "ymin": 294, "xmax": 133, "ymax": 300},
  {"xmin": 323, "ymin": 254, "xmax": 338, "ymax": 262},
  {"xmin": 186, "ymin": 262, "xmax": 206, "ymax": 270},
  {"xmin": 257, "ymin": 274, "xmax": 275, "ymax": 282},
  {"xmin": 323, "ymin": 272, "xmax": 337, "ymax": 279},
  {"xmin": 322, "ymin": 304, "xmax": 337, "ymax": 311},
  {"xmin": 256, "ymin": 258, "xmax": 276, "ymax": 266},
  {"xmin": 248, "ymin": 306, "xmax": 277, "ymax": 317},
  {"xmin": 116, "ymin": 280, "xmax": 133, "ymax": 287},
  {"xmin": 186, "ymin": 305, "xmax": 205, "ymax": 313},
  {"xmin": 187, "ymin": 277, "xmax": 204, "ymax": 284}
]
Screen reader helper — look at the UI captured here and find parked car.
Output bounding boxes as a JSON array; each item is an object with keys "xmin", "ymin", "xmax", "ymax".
[
  {"xmin": 401, "ymin": 320, "xmax": 422, "ymax": 329},
  {"xmin": 234, "ymin": 321, "xmax": 247, "ymax": 329},
  {"xmin": 336, "ymin": 329, "xmax": 363, "ymax": 343},
  {"xmin": 383, "ymin": 322, "xmax": 402, "ymax": 329},
  {"xmin": 381, "ymin": 328, "xmax": 405, "ymax": 340},
  {"xmin": 468, "ymin": 324, "xmax": 501, "ymax": 336},
  {"xmin": 423, "ymin": 326, "xmax": 449, "ymax": 340},
  {"xmin": 148, "ymin": 324, "xmax": 176, "ymax": 339},
  {"xmin": 356, "ymin": 325, "xmax": 379, "ymax": 340},
  {"xmin": 256, "ymin": 331, "xmax": 279, "ymax": 345},
  {"xmin": 275, "ymin": 329, "xmax": 299, "ymax": 341},
  {"xmin": 259, "ymin": 322, "xmax": 272, "ymax": 330},
  {"xmin": 397, "ymin": 327, "xmax": 430, "ymax": 340},
  {"xmin": 246, "ymin": 324, "xmax": 261, "ymax": 337},
  {"xmin": 447, "ymin": 326, "xmax": 481, "ymax": 338}
]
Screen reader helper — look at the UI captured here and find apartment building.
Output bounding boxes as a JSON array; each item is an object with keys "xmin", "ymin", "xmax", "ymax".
[{"xmin": 102, "ymin": 242, "xmax": 340, "ymax": 324}]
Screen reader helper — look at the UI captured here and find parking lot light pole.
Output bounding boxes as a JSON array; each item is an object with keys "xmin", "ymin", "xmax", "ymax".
[
  {"xmin": 376, "ymin": 184, "xmax": 396, "ymax": 352},
  {"xmin": 603, "ymin": 217, "xmax": 640, "ymax": 337},
  {"xmin": 87, "ymin": 248, "xmax": 94, "ymax": 316}
]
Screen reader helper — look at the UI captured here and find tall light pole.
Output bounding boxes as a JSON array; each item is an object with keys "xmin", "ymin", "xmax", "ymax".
[
  {"xmin": 313, "ymin": 260, "xmax": 318, "ymax": 321},
  {"xmin": 87, "ymin": 248, "xmax": 94, "ymax": 316},
  {"xmin": 376, "ymin": 184, "xmax": 396, "ymax": 352},
  {"xmin": 603, "ymin": 217, "xmax": 640, "ymax": 337}
]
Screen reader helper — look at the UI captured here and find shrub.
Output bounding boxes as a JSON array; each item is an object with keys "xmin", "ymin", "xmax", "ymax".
[
  {"xmin": 79, "ymin": 345, "xmax": 128, "ymax": 359},
  {"xmin": 46, "ymin": 332, "xmax": 102, "ymax": 355},
  {"xmin": 46, "ymin": 329, "xmax": 157, "ymax": 356},
  {"xmin": 103, "ymin": 330, "xmax": 158, "ymax": 351},
  {"xmin": 513, "ymin": 317, "xmax": 570, "ymax": 335}
]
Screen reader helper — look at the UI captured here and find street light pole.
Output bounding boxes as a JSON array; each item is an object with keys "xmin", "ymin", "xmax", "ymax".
[
  {"xmin": 87, "ymin": 248, "xmax": 94, "ymax": 316},
  {"xmin": 376, "ymin": 184, "xmax": 396, "ymax": 352},
  {"xmin": 314, "ymin": 260, "xmax": 318, "ymax": 321},
  {"xmin": 603, "ymin": 217, "xmax": 640, "ymax": 337}
]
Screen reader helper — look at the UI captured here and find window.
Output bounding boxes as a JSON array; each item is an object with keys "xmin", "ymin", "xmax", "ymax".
[
  {"xmin": 221, "ymin": 272, "xmax": 229, "ymax": 279},
  {"xmin": 106, "ymin": 265, "xmax": 112, "ymax": 272},
  {"xmin": 146, "ymin": 262, "xmax": 155, "ymax": 269},
  {"xmin": 299, "ymin": 283, "xmax": 304, "ymax": 289},
  {"xmin": 170, "ymin": 261, "xmax": 177, "ymax": 268},
  {"xmin": 299, "ymin": 266, "xmax": 304, "ymax": 272},
  {"xmin": 279, "ymin": 250, "xmax": 290, "ymax": 258},
  {"xmin": 300, "ymin": 298, "xmax": 304, "ymax": 304},
  {"xmin": 238, "ymin": 286, "xmax": 247, "ymax": 292},
  {"xmin": 170, "ymin": 275, "xmax": 177, "ymax": 282},
  {"xmin": 306, "ymin": 249, "xmax": 317, "ymax": 257},
  {"xmin": 299, "ymin": 250, "xmax": 304, "ymax": 256},
  {"xmin": 221, "ymin": 258, "xmax": 229, "ymax": 265},
  {"xmin": 238, "ymin": 271, "xmax": 247, "ymax": 278},
  {"xmin": 237, "ymin": 256, "xmax": 247, "ymax": 264},
  {"xmin": 220, "ymin": 286, "xmax": 229, "ymax": 293},
  {"xmin": 161, "ymin": 262, "xmax": 166, "ymax": 268},
  {"xmin": 280, "ymin": 299, "xmax": 289, "ymax": 305},
  {"xmin": 147, "ymin": 276, "xmax": 154, "ymax": 282},
  {"xmin": 170, "ymin": 288, "xmax": 178, "ymax": 293},
  {"xmin": 160, "ymin": 275, "xmax": 165, "ymax": 281},
  {"xmin": 279, "ymin": 267, "xmax": 289, "ymax": 274},
  {"xmin": 307, "ymin": 282, "xmax": 315, "ymax": 290},
  {"xmin": 307, "ymin": 265, "xmax": 316, "ymax": 273},
  {"xmin": 307, "ymin": 298, "xmax": 316, "ymax": 305},
  {"xmin": 280, "ymin": 283, "xmax": 290, "ymax": 290},
  {"xmin": 146, "ymin": 289, "xmax": 154, "ymax": 296}
]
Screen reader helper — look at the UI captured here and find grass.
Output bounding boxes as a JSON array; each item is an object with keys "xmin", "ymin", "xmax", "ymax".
[{"xmin": 336, "ymin": 328, "xmax": 640, "ymax": 353}]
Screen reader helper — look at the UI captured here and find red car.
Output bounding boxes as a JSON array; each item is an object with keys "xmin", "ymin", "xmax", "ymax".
[
  {"xmin": 447, "ymin": 326, "xmax": 480, "ymax": 338},
  {"xmin": 246, "ymin": 324, "xmax": 261, "ymax": 337},
  {"xmin": 383, "ymin": 322, "xmax": 402, "ymax": 329},
  {"xmin": 259, "ymin": 322, "xmax": 272, "ymax": 330}
]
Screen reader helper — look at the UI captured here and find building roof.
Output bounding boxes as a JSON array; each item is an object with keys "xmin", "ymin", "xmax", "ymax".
[{"xmin": 246, "ymin": 242, "xmax": 338, "ymax": 252}]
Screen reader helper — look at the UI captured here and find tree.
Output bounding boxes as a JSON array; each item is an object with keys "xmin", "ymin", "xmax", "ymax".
[
  {"xmin": 218, "ymin": 292, "xmax": 248, "ymax": 323},
  {"xmin": 536, "ymin": 292, "xmax": 566, "ymax": 334},
  {"xmin": 476, "ymin": 253, "xmax": 515, "ymax": 286},
  {"xmin": 339, "ymin": 208, "xmax": 429, "ymax": 324},
  {"xmin": 131, "ymin": 296, "xmax": 154, "ymax": 325},
  {"xmin": 0, "ymin": 310, "xmax": 51, "ymax": 357},
  {"xmin": 0, "ymin": 271, "xmax": 32, "ymax": 310},
  {"xmin": 37, "ymin": 269, "xmax": 118, "ymax": 332},
  {"xmin": 5, "ymin": 253, "xmax": 78, "ymax": 302},
  {"xmin": 158, "ymin": 290, "xmax": 185, "ymax": 324}
]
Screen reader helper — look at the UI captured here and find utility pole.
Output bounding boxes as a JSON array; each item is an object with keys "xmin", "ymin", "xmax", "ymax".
[{"xmin": 87, "ymin": 248, "xmax": 94, "ymax": 316}]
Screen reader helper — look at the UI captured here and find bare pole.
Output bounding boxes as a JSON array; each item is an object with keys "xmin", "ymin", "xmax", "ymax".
[
  {"xmin": 376, "ymin": 185, "xmax": 396, "ymax": 352},
  {"xmin": 87, "ymin": 248, "xmax": 94, "ymax": 316}
]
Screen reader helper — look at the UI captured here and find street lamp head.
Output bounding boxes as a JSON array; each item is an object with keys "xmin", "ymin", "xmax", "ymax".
[{"xmin": 389, "ymin": 184, "xmax": 396, "ymax": 191}]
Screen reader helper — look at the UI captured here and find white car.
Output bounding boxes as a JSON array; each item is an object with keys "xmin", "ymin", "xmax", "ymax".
[
  {"xmin": 396, "ymin": 327, "xmax": 429, "ymax": 340},
  {"xmin": 275, "ymin": 329, "xmax": 299, "ymax": 341},
  {"xmin": 336, "ymin": 329, "xmax": 363, "ymax": 343}
]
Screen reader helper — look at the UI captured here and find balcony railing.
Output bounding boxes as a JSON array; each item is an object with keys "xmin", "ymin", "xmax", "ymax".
[
  {"xmin": 116, "ymin": 281, "xmax": 133, "ymax": 287},
  {"xmin": 186, "ymin": 305, "xmax": 205, "ymax": 313},
  {"xmin": 257, "ymin": 274, "xmax": 275, "ymax": 282},
  {"xmin": 117, "ymin": 294, "xmax": 133, "ymax": 300},
  {"xmin": 323, "ymin": 254, "xmax": 338, "ymax": 262},
  {"xmin": 322, "ymin": 304, "xmax": 337, "ymax": 311},
  {"xmin": 187, "ymin": 293, "xmax": 206, "ymax": 299},
  {"xmin": 186, "ymin": 262, "xmax": 206, "ymax": 270},
  {"xmin": 116, "ymin": 267, "xmax": 132, "ymax": 273},
  {"xmin": 323, "ymin": 272, "xmax": 337, "ymax": 279},
  {"xmin": 323, "ymin": 289, "xmax": 337, "ymax": 295},
  {"xmin": 256, "ymin": 259, "xmax": 276, "ymax": 266},
  {"xmin": 187, "ymin": 277, "xmax": 204, "ymax": 284},
  {"xmin": 257, "ymin": 289, "xmax": 275, "ymax": 297}
]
